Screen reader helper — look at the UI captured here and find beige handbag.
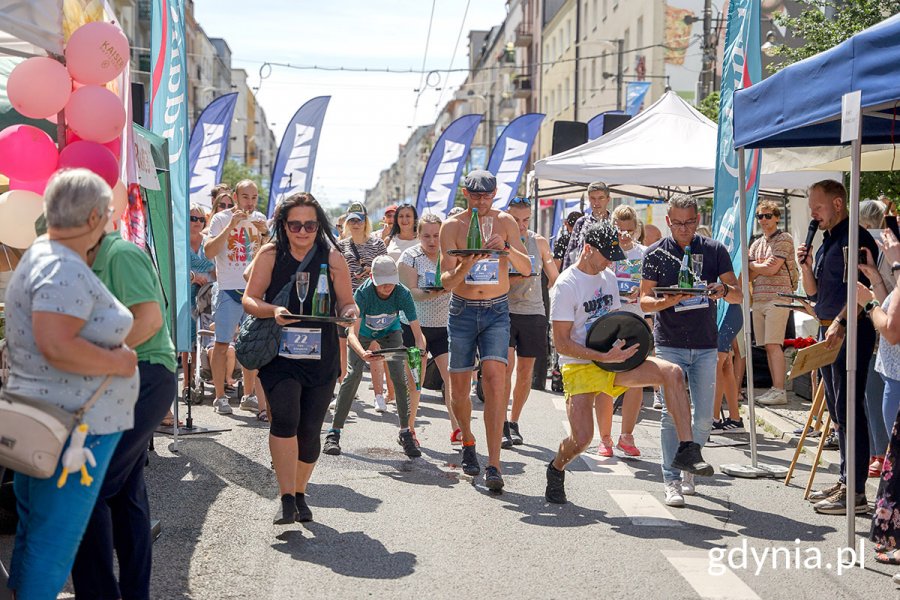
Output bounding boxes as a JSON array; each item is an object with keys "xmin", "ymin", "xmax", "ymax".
[{"xmin": 0, "ymin": 377, "xmax": 111, "ymax": 479}]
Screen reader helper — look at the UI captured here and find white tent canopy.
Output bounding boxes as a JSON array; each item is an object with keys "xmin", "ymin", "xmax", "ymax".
[{"xmin": 533, "ymin": 91, "xmax": 840, "ymax": 188}]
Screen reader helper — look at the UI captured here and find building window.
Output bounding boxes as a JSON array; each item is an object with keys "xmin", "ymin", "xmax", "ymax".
[
  {"xmin": 565, "ymin": 77, "xmax": 570, "ymax": 107},
  {"xmin": 624, "ymin": 28, "xmax": 630, "ymax": 52},
  {"xmin": 582, "ymin": 66, "xmax": 588, "ymax": 100},
  {"xmin": 603, "ymin": 0, "xmax": 608, "ymax": 20},
  {"xmin": 544, "ymin": 95, "xmax": 548, "ymax": 113},
  {"xmin": 567, "ymin": 20, "xmax": 572, "ymax": 50},
  {"xmin": 591, "ymin": 58, "xmax": 597, "ymax": 92},
  {"xmin": 583, "ymin": 2, "xmax": 589, "ymax": 39},
  {"xmin": 556, "ymin": 85, "xmax": 562, "ymax": 114},
  {"xmin": 637, "ymin": 15, "xmax": 643, "ymax": 49}
]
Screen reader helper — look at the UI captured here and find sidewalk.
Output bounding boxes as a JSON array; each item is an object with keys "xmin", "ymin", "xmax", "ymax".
[{"xmin": 742, "ymin": 386, "xmax": 882, "ymax": 497}]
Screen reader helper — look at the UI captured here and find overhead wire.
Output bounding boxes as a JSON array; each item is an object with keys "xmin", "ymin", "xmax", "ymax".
[
  {"xmin": 410, "ymin": 0, "xmax": 438, "ymax": 129},
  {"xmin": 431, "ymin": 0, "xmax": 472, "ymax": 115}
]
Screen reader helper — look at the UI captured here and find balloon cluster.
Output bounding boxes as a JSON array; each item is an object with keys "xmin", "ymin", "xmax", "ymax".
[{"xmin": 0, "ymin": 21, "xmax": 129, "ymax": 248}]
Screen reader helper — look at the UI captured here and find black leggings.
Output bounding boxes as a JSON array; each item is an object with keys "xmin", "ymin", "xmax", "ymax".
[{"xmin": 261, "ymin": 377, "xmax": 334, "ymax": 463}]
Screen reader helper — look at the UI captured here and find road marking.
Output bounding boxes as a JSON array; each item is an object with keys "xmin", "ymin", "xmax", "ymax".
[
  {"xmin": 662, "ymin": 550, "xmax": 760, "ymax": 600},
  {"xmin": 581, "ymin": 452, "xmax": 637, "ymax": 476},
  {"xmin": 608, "ymin": 490, "xmax": 683, "ymax": 527}
]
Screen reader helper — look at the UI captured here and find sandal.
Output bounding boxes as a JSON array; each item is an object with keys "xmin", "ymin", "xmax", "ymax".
[
  {"xmin": 875, "ymin": 549, "xmax": 900, "ymax": 565},
  {"xmin": 616, "ymin": 434, "xmax": 641, "ymax": 457},
  {"xmin": 257, "ymin": 409, "xmax": 269, "ymax": 423},
  {"xmin": 160, "ymin": 415, "xmax": 183, "ymax": 428}
]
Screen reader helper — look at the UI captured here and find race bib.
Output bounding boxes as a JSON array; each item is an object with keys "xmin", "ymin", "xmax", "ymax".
[
  {"xmin": 510, "ymin": 254, "xmax": 539, "ymax": 276},
  {"xmin": 674, "ymin": 281, "xmax": 710, "ymax": 312},
  {"xmin": 616, "ymin": 259, "xmax": 642, "ymax": 302},
  {"xmin": 423, "ymin": 270, "xmax": 437, "ymax": 287},
  {"xmin": 365, "ymin": 313, "xmax": 397, "ymax": 331},
  {"xmin": 279, "ymin": 327, "xmax": 322, "ymax": 360},
  {"xmin": 466, "ymin": 259, "xmax": 500, "ymax": 285}
]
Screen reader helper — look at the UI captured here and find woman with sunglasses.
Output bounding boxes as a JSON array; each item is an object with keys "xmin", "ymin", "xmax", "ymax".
[
  {"xmin": 748, "ymin": 199, "xmax": 798, "ymax": 406},
  {"xmin": 243, "ymin": 193, "xmax": 357, "ymax": 524}
]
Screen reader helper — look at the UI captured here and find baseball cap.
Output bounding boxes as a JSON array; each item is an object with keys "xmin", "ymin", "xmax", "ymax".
[
  {"xmin": 566, "ymin": 211, "xmax": 584, "ymax": 227},
  {"xmin": 464, "ymin": 169, "xmax": 497, "ymax": 193},
  {"xmin": 371, "ymin": 255, "xmax": 400, "ymax": 286},
  {"xmin": 384, "ymin": 204, "xmax": 398, "ymax": 215},
  {"xmin": 583, "ymin": 221, "xmax": 626, "ymax": 261},
  {"xmin": 346, "ymin": 201, "xmax": 367, "ymax": 216},
  {"xmin": 346, "ymin": 212, "xmax": 365, "ymax": 222}
]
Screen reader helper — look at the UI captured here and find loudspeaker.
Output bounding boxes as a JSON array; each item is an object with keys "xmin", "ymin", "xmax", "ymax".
[
  {"xmin": 551, "ymin": 121, "xmax": 588, "ymax": 155},
  {"xmin": 131, "ymin": 82, "xmax": 146, "ymax": 127},
  {"xmin": 601, "ymin": 113, "xmax": 631, "ymax": 135}
]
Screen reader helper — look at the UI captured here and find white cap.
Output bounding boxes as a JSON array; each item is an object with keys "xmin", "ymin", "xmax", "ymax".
[{"xmin": 371, "ymin": 255, "xmax": 399, "ymax": 285}]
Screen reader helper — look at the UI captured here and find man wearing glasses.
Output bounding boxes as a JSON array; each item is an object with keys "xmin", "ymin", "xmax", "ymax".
[
  {"xmin": 204, "ymin": 179, "xmax": 269, "ymax": 415},
  {"xmin": 639, "ymin": 194, "xmax": 742, "ymax": 507},
  {"xmin": 439, "ymin": 170, "xmax": 532, "ymax": 491},
  {"xmin": 501, "ymin": 197, "xmax": 559, "ymax": 448},
  {"xmin": 562, "ymin": 181, "xmax": 613, "ymax": 270}
]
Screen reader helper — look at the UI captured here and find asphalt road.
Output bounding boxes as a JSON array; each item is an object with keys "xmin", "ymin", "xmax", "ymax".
[{"xmin": 2, "ymin": 375, "xmax": 897, "ymax": 599}]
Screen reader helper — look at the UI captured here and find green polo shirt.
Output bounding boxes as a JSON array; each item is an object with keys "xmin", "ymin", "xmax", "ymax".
[{"xmin": 92, "ymin": 231, "xmax": 177, "ymax": 372}]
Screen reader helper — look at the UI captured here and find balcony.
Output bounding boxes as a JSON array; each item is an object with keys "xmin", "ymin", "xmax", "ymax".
[
  {"xmin": 515, "ymin": 23, "xmax": 533, "ymax": 47},
  {"xmin": 513, "ymin": 75, "xmax": 532, "ymax": 99}
]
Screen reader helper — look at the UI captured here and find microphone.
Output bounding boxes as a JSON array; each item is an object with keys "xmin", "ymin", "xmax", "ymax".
[{"xmin": 804, "ymin": 218, "xmax": 819, "ymax": 250}]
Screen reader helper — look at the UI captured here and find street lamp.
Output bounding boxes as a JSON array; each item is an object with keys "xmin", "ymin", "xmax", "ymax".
[{"xmin": 761, "ymin": 31, "xmax": 779, "ymax": 57}]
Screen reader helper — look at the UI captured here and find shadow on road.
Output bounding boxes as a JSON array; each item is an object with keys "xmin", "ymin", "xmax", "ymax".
[{"xmin": 306, "ymin": 483, "xmax": 383, "ymax": 513}]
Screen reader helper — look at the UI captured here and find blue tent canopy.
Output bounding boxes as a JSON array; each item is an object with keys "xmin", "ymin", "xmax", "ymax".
[{"xmin": 733, "ymin": 13, "xmax": 900, "ymax": 149}]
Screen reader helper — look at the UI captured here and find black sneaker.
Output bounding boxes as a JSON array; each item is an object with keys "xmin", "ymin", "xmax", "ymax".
[
  {"xmin": 398, "ymin": 430, "xmax": 422, "ymax": 458},
  {"xmin": 323, "ymin": 431, "xmax": 341, "ymax": 456},
  {"xmin": 461, "ymin": 445, "xmax": 480, "ymax": 476},
  {"xmin": 710, "ymin": 419, "xmax": 726, "ymax": 435},
  {"xmin": 722, "ymin": 418, "xmax": 746, "ymax": 434},
  {"xmin": 274, "ymin": 494, "xmax": 297, "ymax": 525},
  {"xmin": 502, "ymin": 422, "xmax": 513, "ymax": 449},
  {"xmin": 484, "ymin": 466, "xmax": 504, "ymax": 492},
  {"xmin": 295, "ymin": 494, "xmax": 313, "ymax": 522},
  {"xmin": 823, "ymin": 431, "xmax": 839, "ymax": 450},
  {"xmin": 671, "ymin": 442, "xmax": 714, "ymax": 476},
  {"xmin": 509, "ymin": 422, "xmax": 524, "ymax": 445},
  {"xmin": 545, "ymin": 461, "xmax": 567, "ymax": 504}
]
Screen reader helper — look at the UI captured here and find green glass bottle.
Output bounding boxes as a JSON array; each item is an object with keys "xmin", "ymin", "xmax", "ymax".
[
  {"xmin": 311, "ymin": 264, "xmax": 331, "ymax": 316},
  {"xmin": 434, "ymin": 253, "xmax": 442, "ymax": 288},
  {"xmin": 466, "ymin": 207, "xmax": 482, "ymax": 249},
  {"xmin": 406, "ymin": 347, "xmax": 422, "ymax": 391},
  {"xmin": 678, "ymin": 247, "xmax": 694, "ymax": 288}
]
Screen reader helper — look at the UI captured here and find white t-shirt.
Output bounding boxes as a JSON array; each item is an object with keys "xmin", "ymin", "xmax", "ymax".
[
  {"xmin": 613, "ymin": 243, "xmax": 647, "ymax": 316},
  {"xmin": 205, "ymin": 208, "xmax": 267, "ymax": 291},
  {"xmin": 387, "ymin": 236, "xmax": 419, "ymax": 264},
  {"xmin": 550, "ymin": 265, "xmax": 621, "ymax": 366}
]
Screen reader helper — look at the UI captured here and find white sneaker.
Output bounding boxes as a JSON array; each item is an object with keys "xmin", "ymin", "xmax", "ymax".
[
  {"xmin": 682, "ymin": 472, "xmax": 696, "ymax": 495},
  {"xmin": 213, "ymin": 396, "xmax": 233, "ymax": 415},
  {"xmin": 239, "ymin": 395, "xmax": 259, "ymax": 412},
  {"xmin": 653, "ymin": 390, "xmax": 663, "ymax": 410},
  {"xmin": 374, "ymin": 394, "xmax": 387, "ymax": 412},
  {"xmin": 757, "ymin": 387, "xmax": 787, "ymax": 406},
  {"xmin": 664, "ymin": 480, "xmax": 685, "ymax": 507}
]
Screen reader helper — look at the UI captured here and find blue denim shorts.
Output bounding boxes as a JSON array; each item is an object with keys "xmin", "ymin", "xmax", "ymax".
[
  {"xmin": 448, "ymin": 294, "xmax": 510, "ymax": 372},
  {"xmin": 213, "ymin": 288, "xmax": 247, "ymax": 343},
  {"xmin": 717, "ymin": 302, "xmax": 744, "ymax": 353}
]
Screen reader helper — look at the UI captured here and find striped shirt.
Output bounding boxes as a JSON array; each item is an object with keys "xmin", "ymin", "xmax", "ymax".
[{"xmin": 339, "ymin": 236, "xmax": 387, "ymax": 291}]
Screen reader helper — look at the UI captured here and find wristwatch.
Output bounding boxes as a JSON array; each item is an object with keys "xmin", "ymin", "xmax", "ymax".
[
  {"xmin": 892, "ymin": 262, "xmax": 900, "ymax": 274},
  {"xmin": 504, "ymin": 240, "xmax": 511, "ymax": 249},
  {"xmin": 837, "ymin": 317, "xmax": 848, "ymax": 328},
  {"xmin": 864, "ymin": 299, "xmax": 881, "ymax": 315}
]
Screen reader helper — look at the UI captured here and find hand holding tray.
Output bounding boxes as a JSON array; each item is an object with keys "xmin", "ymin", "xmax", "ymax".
[
  {"xmin": 448, "ymin": 249, "xmax": 509, "ymax": 257},
  {"xmin": 652, "ymin": 286, "xmax": 710, "ymax": 297}
]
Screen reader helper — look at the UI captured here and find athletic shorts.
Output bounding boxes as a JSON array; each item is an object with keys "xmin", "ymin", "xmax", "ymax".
[
  {"xmin": 561, "ymin": 362, "xmax": 628, "ymax": 400},
  {"xmin": 717, "ymin": 302, "xmax": 744, "ymax": 352},
  {"xmin": 422, "ymin": 326, "xmax": 449, "ymax": 358},
  {"xmin": 508, "ymin": 313, "xmax": 548, "ymax": 358},
  {"xmin": 402, "ymin": 323, "xmax": 415, "ymax": 348}
]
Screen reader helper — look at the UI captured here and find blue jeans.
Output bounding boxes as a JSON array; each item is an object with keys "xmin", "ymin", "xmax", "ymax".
[
  {"xmin": 9, "ymin": 431, "xmax": 123, "ymax": 600},
  {"xmin": 882, "ymin": 374, "xmax": 900, "ymax": 442},
  {"xmin": 866, "ymin": 354, "xmax": 890, "ymax": 456},
  {"xmin": 447, "ymin": 294, "xmax": 510, "ymax": 372},
  {"xmin": 657, "ymin": 346, "xmax": 718, "ymax": 482}
]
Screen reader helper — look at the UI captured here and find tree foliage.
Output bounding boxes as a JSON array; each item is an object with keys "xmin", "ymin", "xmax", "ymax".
[
  {"xmin": 771, "ymin": 0, "xmax": 900, "ymax": 199},
  {"xmin": 221, "ymin": 160, "xmax": 270, "ymax": 212},
  {"xmin": 698, "ymin": 91, "xmax": 720, "ymax": 122}
]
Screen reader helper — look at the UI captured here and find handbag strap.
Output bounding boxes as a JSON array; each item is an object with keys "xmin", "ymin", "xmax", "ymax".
[{"xmin": 72, "ymin": 376, "xmax": 113, "ymax": 423}]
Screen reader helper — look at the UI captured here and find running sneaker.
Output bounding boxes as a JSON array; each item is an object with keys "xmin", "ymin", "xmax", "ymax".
[
  {"xmin": 545, "ymin": 461, "xmax": 567, "ymax": 504},
  {"xmin": 460, "ymin": 444, "xmax": 480, "ymax": 476},
  {"xmin": 597, "ymin": 437, "xmax": 614, "ymax": 458},
  {"xmin": 721, "ymin": 418, "xmax": 746, "ymax": 434},
  {"xmin": 823, "ymin": 431, "xmax": 839, "ymax": 449},
  {"xmin": 484, "ymin": 466, "xmax": 504, "ymax": 492},
  {"xmin": 398, "ymin": 430, "xmax": 421, "ymax": 458},
  {"xmin": 664, "ymin": 481, "xmax": 685, "ymax": 507},
  {"xmin": 450, "ymin": 428, "xmax": 463, "ymax": 447},
  {"xmin": 653, "ymin": 390, "xmax": 663, "ymax": 410},
  {"xmin": 616, "ymin": 434, "xmax": 641, "ymax": 457},
  {"xmin": 239, "ymin": 394, "xmax": 259, "ymax": 412},
  {"xmin": 322, "ymin": 430, "xmax": 341, "ymax": 456},
  {"xmin": 681, "ymin": 471, "xmax": 696, "ymax": 495},
  {"xmin": 213, "ymin": 397, "xmax": 233, "ymax": 415},
  {"xmin": 671, "ymin": 442, "xmax": 714, "ymax": 476},
  {"xmin": 813, "ymin": 485, "xmax": 868, "ymax": 515},
  {"xmin": 808, "ymin": 481, "xmax": 842, "ymax": 503},
  {"xmin": 501, "ymin": 422, "xmax": 513, "ymax": 449},
  {"xmin": 374, "ymin": 394, "xmax": 387, "ymax": 413},
  {"xmin": 508, "ymin": 422, "xmax": 524, "ymax": 445}
]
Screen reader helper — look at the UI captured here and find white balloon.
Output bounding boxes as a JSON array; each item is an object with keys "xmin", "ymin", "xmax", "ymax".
[{"xmin": 0, "ymin": 189, "xmax": 44, "ymax": 248}]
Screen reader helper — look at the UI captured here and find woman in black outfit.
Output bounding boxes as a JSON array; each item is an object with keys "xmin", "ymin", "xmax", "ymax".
[{"xmin": 244, "ymin": 193, "xmax": 357, "ymax": 524}]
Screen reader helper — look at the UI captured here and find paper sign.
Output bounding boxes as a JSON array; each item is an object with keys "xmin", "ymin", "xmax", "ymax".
[
  {"xmin": 841, "ymin": 90, "xmax": 862, "ymax": 143},
  {"xmin": 134, "ymin": 134, "xmax": 161, "ymax": 190},
  {"xmin": 788, "ymin": 339, "xmax": 841, "ymax": 380}
]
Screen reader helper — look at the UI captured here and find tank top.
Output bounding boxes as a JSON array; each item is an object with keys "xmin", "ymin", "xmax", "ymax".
[
  {"xmin": 508, "ymin": 231, "xmax": 545, "ymax": 316},
  {"xmin": 259, "ymin": 242, "xmax": 340, "ymax": 386}
]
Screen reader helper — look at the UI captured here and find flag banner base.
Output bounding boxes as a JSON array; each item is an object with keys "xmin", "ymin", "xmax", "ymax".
[{"xmin": 721, "ymin": 463, "xmax": 790, "ymax": 479}]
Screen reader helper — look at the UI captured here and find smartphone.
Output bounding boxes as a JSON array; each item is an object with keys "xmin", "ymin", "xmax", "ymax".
[
  {"xmin": 859, "ymin": 248, "xmax": 868, "ymax": 265},
  {"xmin": 886, "ymin": 215, "xmax": 900, "ymax": 240}
]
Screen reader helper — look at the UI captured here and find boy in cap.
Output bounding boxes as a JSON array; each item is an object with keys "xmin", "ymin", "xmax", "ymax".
[
  {"xmin": 325, "ymin": 256, "xmax": 427, "ymax": 457},
  {"xmin": 545, "ymin": 221, "xmax": 713, "ymax": 504},
  {"xmin": 439, "ymin": 169, "xmax": 533, "ymax": 491}
]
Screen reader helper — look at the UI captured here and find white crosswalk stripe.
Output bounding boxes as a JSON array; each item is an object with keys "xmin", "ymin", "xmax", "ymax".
[
  {"xmin": 608, "ymin": 490, "xmax": 683, "ymax": 527},
  {"xmin": 662, "ymin": 550, "xmax": 761, "ymax": 600}
]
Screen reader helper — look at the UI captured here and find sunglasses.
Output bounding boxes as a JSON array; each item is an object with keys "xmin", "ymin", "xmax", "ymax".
[
  {"xmin": 286, "ymin": 220, "xmax": 320, "ymax": 233},
  {"xmin": 510, "ymin": 197, "xmax": 532, "ymax": 207},
  {"xmin": 190, "ymin": 215, "xmax": 206, "ymax": 223},
  {"xmin": 756, "ymin": 213, "xmax": 775, "ymax": 220},
  {"xmin": 468, "ymin": 192, "xmax": 494, "ymax": 200},
  {"xmin": 218, "ymin": 202, "xmax": 235, "ymax": 209}
]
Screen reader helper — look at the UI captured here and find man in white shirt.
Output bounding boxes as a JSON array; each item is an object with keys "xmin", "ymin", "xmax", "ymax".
[
  {"xmin": 203, "ymin": 179, "xmax": 268, "ymax": 414},
  {"xmin": 545, "ymin": 221, "xmax": 712, "ymax": 504}
]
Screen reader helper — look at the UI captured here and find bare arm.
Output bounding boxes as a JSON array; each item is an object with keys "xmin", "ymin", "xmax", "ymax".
[
  {"xmin": 124, "ymin": 302, "xmax": 163, "ymax": 348},
  {"xmin": 537, "ymin": 235, "xmax": 559, "ymax": 287},
  {"xmin": 797, "ymin": 243, "xmax": 818, "ymax": 297},
  {"xmin": 639, "ymin": 278, "xmax": 690, "ymax": 313},
  {"xmin": 408, "ymin": 320, "xmax": 427, "ymax": 351},
  {"xmin": 242, "ymin": 245, "xmax": 279, "ymax": 319},
  {"xmin": 749, "ymin": 256, "xmax": 786, "ymax": 277},
  {"xmin": 497, "ymin": 213, "xmax": 532, "ymax": 275},
  {"xmin": 203, "ymin": 210, "xmax": 246, "ymax": 259},
  {"xmin": 33, "ymin": 312, "xmax": 137, "ymax": 377},
  {"xmin": 399, "ymin": 262, "xmax": 430, "ymax": 301},
  {"xmin": 328, "ymin": 247, "xmax": 358, "ymax": 319},
  {"xmin": 552, "ymin": 320, "xmax": 638, "ymax": 363}
]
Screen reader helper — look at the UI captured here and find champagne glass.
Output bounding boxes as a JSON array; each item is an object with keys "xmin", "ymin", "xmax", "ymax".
[
  {"xmin": 295, "ymin": 272, "xmax": 310, "ymax": 314},
  {"xmin": 480, "ymin": 216, "xmax": 494, "ymax": 246},
  {"xmin": 691, "ymin": 254, "xmax": 704, "ymax": 283}
]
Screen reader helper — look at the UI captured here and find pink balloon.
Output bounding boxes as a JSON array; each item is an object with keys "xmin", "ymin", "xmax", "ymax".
[
  {"xmin": 64, "ymin": 21, "xmax": 130, "ymax": 85},
  {"xmin": 65, "ymin": 85, "xmax": 125, "ymax": 144},
  {"xmin": 9, "ymin": 178, "xmax": 48, "ymax": 195},
  {"xmin": 66, "ymin": 130, "xmax": 121, "ymax": 158},
  {"xmin": 0, "ymin": 125, "xmax": 59, "ymax": 181},
  {"xmin": 8, "ymin": 57, "xmax": 72, "ymax": 119},
  {"xmin": 58, "ymin": 141, "xmax": 119, "ymax": 187}
]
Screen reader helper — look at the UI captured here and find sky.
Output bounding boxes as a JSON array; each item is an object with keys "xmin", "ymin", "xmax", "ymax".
[{"xmin": 193, "ymin": 0, "xmax": 509, "ymax": 209}]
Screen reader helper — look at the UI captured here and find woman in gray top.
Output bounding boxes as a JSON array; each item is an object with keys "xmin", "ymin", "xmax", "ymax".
[{"xmin": 4, "ymin": 169, "xmax": 138, "ymax": 599}]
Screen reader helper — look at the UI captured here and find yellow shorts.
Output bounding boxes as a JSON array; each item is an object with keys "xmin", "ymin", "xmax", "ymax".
[{"xmin": 561, "ymin": 362, "xmax": 629, "ymax": 400}]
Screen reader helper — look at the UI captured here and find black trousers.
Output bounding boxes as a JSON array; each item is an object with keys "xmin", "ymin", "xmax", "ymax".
[
  {"xmin": 819, "ymin": 320, "xmax": 876, "ymax": 491},
  {"xmin": 71, "ymin": 362, "xmax": 176, "ymax": 600}
]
